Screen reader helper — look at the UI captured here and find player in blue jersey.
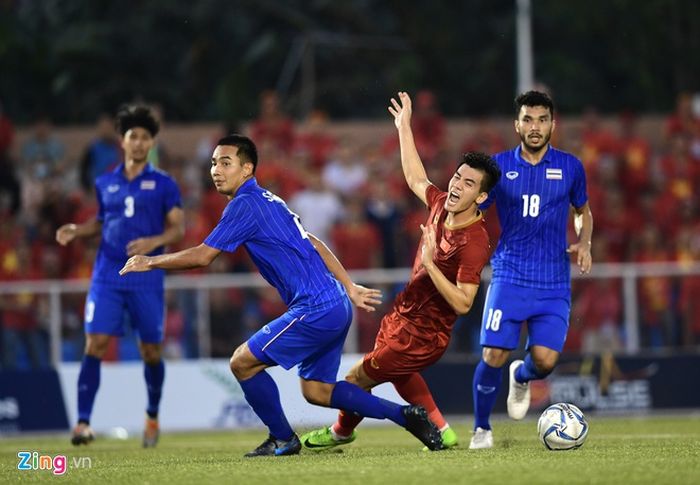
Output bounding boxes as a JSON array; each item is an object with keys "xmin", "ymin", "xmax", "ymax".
[
  {"xmin": 469, "ymin": 91, "xmax": 593, "ymax": 449},
  {"xmin": 119, "ymin": 134, "xmax": 443, "ymax": 456},
  {"xmin": 56, "ymin": 104, "xmax": 185, "ymax": 448}
]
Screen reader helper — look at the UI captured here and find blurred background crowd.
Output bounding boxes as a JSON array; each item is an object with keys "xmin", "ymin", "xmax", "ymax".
[
  {"xmin": 1, "ymin": 0, "xmax": 700, "ymax": 368},
  {"xmin": 2, "ymin": 88, "xmax": 700, "ymax": 368}
]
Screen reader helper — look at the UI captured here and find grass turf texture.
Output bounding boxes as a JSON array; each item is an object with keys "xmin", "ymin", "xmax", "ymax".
[{"xmin": 2, "ymin": 415, "xmax": 699, "ymax": 484}]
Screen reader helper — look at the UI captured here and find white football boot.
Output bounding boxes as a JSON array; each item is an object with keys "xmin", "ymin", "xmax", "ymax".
[
  {"xmin": 507, "ymin": 360, "xmax": 531, "ymax": 420},
  {"xmin": 469, "ymin": 427, "xmax": 493, "ymax": 449}
]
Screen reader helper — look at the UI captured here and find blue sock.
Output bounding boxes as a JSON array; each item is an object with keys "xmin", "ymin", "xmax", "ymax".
[
  {"xmin": 472, "ymin": 360, "xmax": 503, "ymax": 431},
  {"xmin": 144, "ymin": 360, "xmax": 165, "ymax": 418},
  {"xmin": 77, "ymin": 355, "xmax": 101, "ymax": 423},
  {"xmin": 330, "ymin": 381, "xmax": 406, "ymax": 426},
  {"xmin": 515, "ymin": 353, "xmax": 550, "ymax": 383},
  {"xmin": 238, "ymin": 371, "xmax": 294, "ymax": 441}
]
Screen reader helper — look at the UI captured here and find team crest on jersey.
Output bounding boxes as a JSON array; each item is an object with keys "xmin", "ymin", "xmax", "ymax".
[
  {"xmin": 506, "ymin": 171, "xmax": 519, "ymax": 180},
  {"xmin": 140, "ymin": 180, "xmax": 156, "ymax": 190},
  {"xmin": 107, "ymin": 184, "xmax": 120, "ymax": 193},
  {"xmin": 546, "ymin": 168, "xmax": 563, "ymax": 180}
]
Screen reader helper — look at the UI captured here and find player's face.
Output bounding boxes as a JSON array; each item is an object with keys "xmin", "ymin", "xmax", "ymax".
[
  {"xmin": 122, "ymin": 127, "xmax": 154, "ymax": 163},
  {"xmin": 445, "ymin": 164, "xmax": 487, "ymax": 214},
  {"xmin": 210, "ymin": 145, "xmax": 253, "ymax": 196},
  {"xmin": 515, "ymin": 105, "xmax": 555, "ymax": 152}
]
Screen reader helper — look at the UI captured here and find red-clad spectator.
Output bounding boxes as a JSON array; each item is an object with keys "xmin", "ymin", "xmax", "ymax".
[
  {"xmin": 571, "ymin": 276, "xmax": 623, "ymax": 353},
  {"xmin": 631, "ymin": 225, "xmax": 675, "ymax": 348},
  {"xmin": 331, "ymin": 197, "xmax": 381, "ymax": 270},
  {"xmin": 294, "ymin": 109, "xmax": 338, "ymax": 169},
  {"xmin": 461, "ymin": 118, "xmax": 506, "ymax": 156},
  {"xmin": 618, "ymin": 112, "xmax": 652, "ymax": 210},
  {"xmin": 595, "ymin": 190, "xmax": 640, "ymax": 261},
  {"xmin": 578, "ymin": 107, "xmax": 620, "ymax": 178},
  {"xmin": 0, "ymin": 243, "xmax": 46, "ymax": 369},
  {"xmin": 665, "ymin": 91, "xmax": 700, "ymax": 139},
  {"xmin": 250, "ymin": 90, "xmax": 295, "ymax": 155},
  {"xmin": 0, "ymin": 99, "xmax": 14, "ymax": 157},
  {"xmin": 675, "ymin": 219, "xmax": 700, "ymax": 347}
]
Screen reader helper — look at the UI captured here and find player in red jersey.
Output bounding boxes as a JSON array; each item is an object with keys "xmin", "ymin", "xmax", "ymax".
[{"xmin": 301, "ymin": 92, "xmax": 501, "ymax": 450}]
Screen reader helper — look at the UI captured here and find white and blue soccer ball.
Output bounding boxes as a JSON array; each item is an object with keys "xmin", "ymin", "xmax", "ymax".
[{"xmin": 537, "ymin": 402, "xmax": 589, "ymax": 450}]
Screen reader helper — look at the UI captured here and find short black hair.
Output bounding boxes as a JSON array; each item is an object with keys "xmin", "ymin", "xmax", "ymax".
[
  {"xmin": 457, "ymin": 152, "xmax": 501, "ymax": 193},
  {"xmin": 514, "ymin": 90, "xmax": 555, "ymax": 118},
  {"xmin": 116, "ymin": 104, "xmax": 159, "ymax": 137},
  {"xmin": 216, "ymin": 134, "xmax": 258, "ymax": 173}
]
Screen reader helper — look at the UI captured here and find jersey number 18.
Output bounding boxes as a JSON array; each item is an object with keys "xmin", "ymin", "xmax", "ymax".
[{"xmin": 521, "ymin": 194, "xmax": 540, "ymax": 217}]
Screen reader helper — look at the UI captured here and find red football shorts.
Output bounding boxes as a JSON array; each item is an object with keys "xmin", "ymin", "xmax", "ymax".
[{"xmin": 362, "ymin": 312, "xmax": 448, "ymax": 383}]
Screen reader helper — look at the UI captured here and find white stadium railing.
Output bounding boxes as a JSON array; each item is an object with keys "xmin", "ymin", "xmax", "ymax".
[{"xmin": 1, "ymin": 262, "xmax": 699, "ymax": 366}]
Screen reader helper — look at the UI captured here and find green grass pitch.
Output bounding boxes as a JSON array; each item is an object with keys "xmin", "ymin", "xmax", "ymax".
[{"xmin": 2, "ymin": 415, "xmax": 699, "ymax": 484}]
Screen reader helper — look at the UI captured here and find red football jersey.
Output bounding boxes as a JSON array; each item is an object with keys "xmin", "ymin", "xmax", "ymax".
[{"xmin": 390, "ymin": 184, "xmax": 491, "ymax": 348}]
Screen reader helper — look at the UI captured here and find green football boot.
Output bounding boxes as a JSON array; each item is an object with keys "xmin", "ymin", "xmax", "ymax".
[
  {"xmin": 300, "ymin": 427, "xmax": 357, "ymax": 452},
  {"xmin": 422, "ymin": 426, "xmax": 459, "ymax": 451}
]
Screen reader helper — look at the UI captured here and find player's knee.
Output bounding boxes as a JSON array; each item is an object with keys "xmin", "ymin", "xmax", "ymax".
[
  {"xmin": 229, "ymin": 345, "xmax": 251, "ymax": 380},
  {"xmin": 532, "ymin": 355, "xmax": 557, "ymax": 375},
  {"xmin": 140, "ymin": 345, "xmax": 161, "ymax": 365},
  {"xmin": 300, "ymin": 380, "xmax": 333, "ymax": 406},
  {"xmin": 85, "ymin": 336, "xmax": 109, "ymax": 358},
  {"xmin": 482, "ymin": 347, "xmax": 509, "ymax": 368}
]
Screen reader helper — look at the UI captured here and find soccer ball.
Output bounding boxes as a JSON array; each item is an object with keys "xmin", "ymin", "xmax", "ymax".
[{"xmin": 537, "ymin": 402, "xmax": 588, "ymax": 450}]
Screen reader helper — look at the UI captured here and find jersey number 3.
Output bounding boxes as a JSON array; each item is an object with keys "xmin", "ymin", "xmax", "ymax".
[
  {"xmin": 124, "ymin": 196, "xmax": 135, "ymax": 218},
  {"xmin": 521, "ymin": 194, "xmax": 540, "ymax": 217}
]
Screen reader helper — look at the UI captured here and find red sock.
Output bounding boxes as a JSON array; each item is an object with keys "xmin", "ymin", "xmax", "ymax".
[
  {"xmin": 332, "ymin": 410, "xmax": 364, "ymax": 437},
  {"xmin": 393, "ymin": 373, "xmax": 447, "ymax": 430}
]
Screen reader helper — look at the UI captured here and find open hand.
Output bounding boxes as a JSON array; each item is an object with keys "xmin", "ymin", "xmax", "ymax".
[
  {"xmin": 388, "ymin": 92, "xmax": 413, "ymax": 130},
  {"xmin": 126, "ymin": 237, "xmax": 157, "ymax": 256},
  {"xmin": 420, "ymin": 224, "xmax": 436, "ymax": 270},
  {"xmin": 566, "ymin": 242, "xmax": 592, "ymax": 274},
  {"xmin": 348, "ymin": 284, "xmax": 383, "ymax": 312},
  {"xmin": 119, "ymin": 255, "xmax": 153, "ymax": 275}
]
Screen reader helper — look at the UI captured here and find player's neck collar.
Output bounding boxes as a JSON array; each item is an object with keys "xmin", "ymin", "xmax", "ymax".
[
  {"xmin": 444, "ymin": 209, "xmax": 483, "ymax": 230},
  {"xmin": 516, "ymin": 144, "xmax": 552, "ymax": 165}
]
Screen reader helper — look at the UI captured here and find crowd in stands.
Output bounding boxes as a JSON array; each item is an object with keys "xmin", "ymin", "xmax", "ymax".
[{"xmin": 1, "ymin": 90, "xmax": 700, "ymax": 368}]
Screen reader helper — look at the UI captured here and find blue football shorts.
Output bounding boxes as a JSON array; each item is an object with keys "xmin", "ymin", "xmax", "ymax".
[
  {"xmin": 480, "ymin": 281, "xmax": 571, "ymax": 352},
  {"xmin": 247, "ymin": 296, "xmax": 353, "ymax": 383},
  {"xmin": 84, "ymin": 283, "xmax": 165, "ymax": 344}
]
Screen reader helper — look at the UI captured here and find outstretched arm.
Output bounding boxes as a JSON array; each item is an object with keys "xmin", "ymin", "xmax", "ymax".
[
  {"xmin": 119, "ymin": 243, "xmax": 220, "ymax": 275},
  {"xmin": 307, "ymin": 233, "xmax": 382, "ymax": 312},
  {"xmin": 388, "ymin": 91, "xmax": 432, "ymax": 206},
  {"xmin": 568, "ymin": 202, "xmax": 593, "ymax": 274},
  {"xmin": 55, "ymin": 218, "xmax": 102, "ymax": 246}
]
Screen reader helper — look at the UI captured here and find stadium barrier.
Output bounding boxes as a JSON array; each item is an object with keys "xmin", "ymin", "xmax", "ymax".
[
  {"xmin": 0, "ymin": 262, "xmax": 699, "ymax": 366},
  {"xmin": 424, "ymin": 351, "xmax": 700, "ymax": 415},
  {"xmin": 56, "ymin": 356, "xmax": 404, "ymax": 434},
  {"xmin": 0, "ymin": 369, "xmax": 69, "ymax": 433}
]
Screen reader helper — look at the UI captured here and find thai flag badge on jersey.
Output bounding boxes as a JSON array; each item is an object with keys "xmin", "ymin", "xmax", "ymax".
[
  {"xmin": 140, "ymin": 180, "xmax": 156, "ymax": 190},
  {"xmin": 546, "ymin": 168, "xmax": 563, "ymax": 180}
]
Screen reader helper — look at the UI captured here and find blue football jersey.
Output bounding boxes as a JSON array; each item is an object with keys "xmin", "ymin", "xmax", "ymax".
[
  {"xmin": 93, "ymin": 163, "xmax": 182, "ymax": 289},
  {"xmin": 204, "ymin": 178, "xmax": 346, "ymax": 311},
  {"xmin": 482, "ymin": 145, "xmax": 588, "ymax": 290}
]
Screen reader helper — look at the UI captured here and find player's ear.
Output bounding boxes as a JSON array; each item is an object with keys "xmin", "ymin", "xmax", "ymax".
[
  {"xmin": 514, "ymin": 119, "xmax": 520, "ymax": 134},
  {"xmin": 551, "ymin": 118, "xmax": 557, "ymax": 134},
  {"xmin": 476, "ymin": 191, "xmax": 489, "ymax": 205}
]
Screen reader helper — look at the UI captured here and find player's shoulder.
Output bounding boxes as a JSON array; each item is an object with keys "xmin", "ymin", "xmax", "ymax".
[
  {"xmin": 493, "ymin": 147, "xmax": 518, "ymax": 164},
  {"xmin": 94, "ymin": 165, "xmax": 121, "ymax": 188},
  {"xmin": 547, "ymin": 146, "xmax": 584, "ymax": 168},
  {"xmin": 147, "ymin": 166, "xmax": 179, "ymax": 184}
]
